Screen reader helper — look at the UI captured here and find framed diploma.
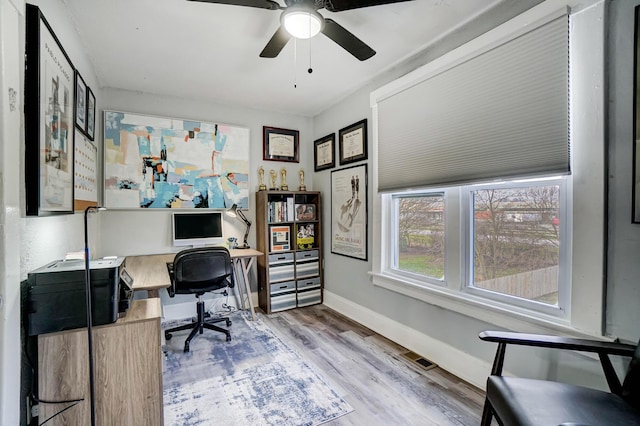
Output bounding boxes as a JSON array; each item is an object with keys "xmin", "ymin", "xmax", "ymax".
[
  {"xmin": 339, "ymin": 119, "xmax": 367, "ymax": 165},
  {"xmin": 314, "ymin": 133, "xmax": 335, "ymax": 172},
  {"xmin": 263, "ymin": 126, "xmax": 300, "ymax": 162}
]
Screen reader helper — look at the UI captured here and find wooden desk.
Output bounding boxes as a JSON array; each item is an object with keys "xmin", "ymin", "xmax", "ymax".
[
  {"xmin": 38, "ymin": 298, "xmax": 163, "ymax": 425},
  {"xmin": 126, "ymin": 249, "xmax": 262, "ymax": 320}
]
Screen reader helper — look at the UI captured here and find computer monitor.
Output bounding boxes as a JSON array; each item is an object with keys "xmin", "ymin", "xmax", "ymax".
[{"xmin": 172, "ymin": 211, "xmax": 224, "ymax": 247}]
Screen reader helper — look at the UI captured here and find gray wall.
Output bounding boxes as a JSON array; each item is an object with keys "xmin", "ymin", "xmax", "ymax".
[{"xmin": 607, "ymin": 0, "xmax": 640, "ymax": 342}]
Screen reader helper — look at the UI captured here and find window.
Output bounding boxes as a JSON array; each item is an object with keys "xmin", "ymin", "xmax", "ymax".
[
  {"xmin": 467, "ymin": 179, "xmax": 565, "ymax": 310},
  {"xmin": 392, "ymin": 193, "xmax": 445, "ymax": 281},
  {"xmin": 383, "ymin": 177, "xmax": 567, "ymax": 316}
]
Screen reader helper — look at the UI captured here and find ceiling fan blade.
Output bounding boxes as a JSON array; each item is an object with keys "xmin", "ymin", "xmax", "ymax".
[
  {"xmin": 324, "ymin": 0, "xmax": 413, "ymax": 12},
  {"xmin": 321, "ymin": 18, "xmax": 375, "ymax": 61},
  {"xmin": 187, "ymin": 0, "xmax": 282, "ymax": 10},
  {"xmin": 259, "ymin": 26, "xmax": 291, "ymax": 58}
]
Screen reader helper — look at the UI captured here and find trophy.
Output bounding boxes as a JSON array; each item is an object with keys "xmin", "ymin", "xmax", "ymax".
[
  {"xmin": 269, "ymin": 169, "xmax": 278, "ymax": 190},
  {"xmin": 258, "ymin": 166, "xmax": 267, "ymax": 191},
  {"xmin": 280, "ymin": 167, "xmax": 288, "ymax": 191},
  {"xmin": 298, "ymin": 168, "xmax": 306, "ymax": 191}
]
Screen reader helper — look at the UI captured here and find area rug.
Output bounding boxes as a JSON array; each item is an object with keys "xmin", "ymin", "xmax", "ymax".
[{"xmin": 162, "ymin": 312, "xmax": 353, "ymax": 425}]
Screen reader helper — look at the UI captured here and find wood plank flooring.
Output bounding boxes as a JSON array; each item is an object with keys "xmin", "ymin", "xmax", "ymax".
[{"xmin": 260, "ymin": 304, "xmax": 485, "ymax": 426}]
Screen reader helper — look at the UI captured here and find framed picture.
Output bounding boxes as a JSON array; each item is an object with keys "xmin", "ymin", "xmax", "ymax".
[
  {"xmin": 24, "ymin": 4, "xmax": 76, "ymax": 216},
  {"xmin": 86, "ymin": 87, "xmax": 96, "ymax": 140},
  {"xmin": 338, "ymin": 119, "xmax": 367, "ymax": 165},
  {"xmin": 331, "ymin": 164, "xmax": 368, "ymax": 260},
  {"xmin": 75, "ymin": 71, "xmax": 87, "ymax": 131},
  {"xmin": 104, "ymin": 110, "xmax": 250, "ymax": 209},
  {"xmin": 263, "ymin": 126, "xmax": 299, "ymax": 162},
  {"xmin": 314, "ymin": 133, "xmax": 335, "ymax": 172},
  {"xmin": 270, "ymin": 225, "xmax": 291, "ymax": 252},
  {"xmin": 74, "ymin": 129, "xmax": 98, "ymax": 211}
]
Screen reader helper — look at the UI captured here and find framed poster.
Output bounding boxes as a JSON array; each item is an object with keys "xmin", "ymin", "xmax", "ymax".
[
  {"xmin": 314, "ymin": 133, "xmax": 335, "ymax": 172},
  {"xmin": 263, "ymin": 126, "xmax": 299, "ymax": 162},
  {"xmin": 270, "ymin": 225, "xmax": 291, "ymax": 252},
  {"xmin": 338, "ymin": 119, "xmax": 367, "ymax": 165},
  {"xmin": 104, "ymin": 110, "xmax": 250, "ymax": 209},
  {"xmin": 74, "ymin": 129, "xmax": 98, "ymax": 211},
  {"xmin": 24, "ymin": 4, "xmax": 75, "ymax": 216},
  {"xmin": 75, "ymin": 71, "xmax": 87, "ymax": 131},
  {"xmin": 331, "ymin": 164, "xmax": 368, "ymax": 260},
  {"xmin": 86, "ymin": 87, "xmax": 96, "ymax": 140}
]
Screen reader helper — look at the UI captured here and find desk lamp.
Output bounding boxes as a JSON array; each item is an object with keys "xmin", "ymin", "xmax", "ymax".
[
  {"xmin": 84, "ymin": 205, "xmax": 106, "ymax": 426},
  {"xmin": 226, "ymin": 204, "xmax": 251, "ymax": 249}
]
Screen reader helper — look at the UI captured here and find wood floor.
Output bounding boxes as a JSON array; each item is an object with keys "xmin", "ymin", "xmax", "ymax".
[{"xmin": 260, "ymin": 304, "xmax": 485, "ymax": 426}]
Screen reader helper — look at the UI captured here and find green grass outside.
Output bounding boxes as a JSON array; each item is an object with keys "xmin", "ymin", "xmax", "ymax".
[{"xmin": 398, "ymin": 253, "xmax": 445, "ymax": 279}]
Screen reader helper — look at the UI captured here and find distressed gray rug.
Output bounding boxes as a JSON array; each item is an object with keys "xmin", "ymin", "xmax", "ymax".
[{"xmin": 162, "ymin": 311, "xmax": 353, "ymax": 425}]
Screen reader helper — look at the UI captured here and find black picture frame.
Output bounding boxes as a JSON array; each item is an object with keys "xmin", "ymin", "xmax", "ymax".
[
  {"xmin": 263, "ymin": 126, "xmax": 300, "ymax": 163},
  {"xmin": 331, "ymin": 164, "xmax": 368, "ymax": 261},
  {"xmin": 75, "ymin": 71, "xmax": 87, "ymax": 131},
  {"xmin": 25, "ymin": 4, "xmax": 76, "ymax": 216},
  {"xmin": 338, "ymin": 119, "xmax": 368, "ymax": 165},
  {"xmin": 86, "ymin": 87, "xmax": 96, "ymax": 140},
  {"xmin": 314, "ymin": 133, "xmax": 335, "ymax": 172},
  {"xmin": 634, "ymin": 6, "xmax": 640, "ymax": 223}
]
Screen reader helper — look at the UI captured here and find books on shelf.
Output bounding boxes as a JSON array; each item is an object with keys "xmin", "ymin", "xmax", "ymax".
[
  {"xmin": 296, "ymin": 223, "xmax": 315, "ymax": 249},
  {"xmin": 267, "ymin": 198, "xmax": 295, "ymax": 223},
  {"xmin": 270, "ymin": 225, "xmax": 291, "ymax": 252},
  {"xmin": 295, "ymin": 204, "xmax": 316, "ymax": 221}
]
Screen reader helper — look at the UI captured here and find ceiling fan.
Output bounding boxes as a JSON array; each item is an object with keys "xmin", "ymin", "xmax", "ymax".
[{"xmin": 187, "ymin": 0, "xmax": 413, "ymax": 61}]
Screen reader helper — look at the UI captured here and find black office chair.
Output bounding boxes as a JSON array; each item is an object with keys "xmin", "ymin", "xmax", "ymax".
[
  {"xmin": 479, "ymin": 330, "xmax": 640, "ymax": 425},
  {"xmin": 164, "ymin": 247, "xmax": 234, "ymax": 353}
]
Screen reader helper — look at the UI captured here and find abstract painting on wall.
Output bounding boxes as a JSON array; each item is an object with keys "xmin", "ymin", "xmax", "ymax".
[{"xmin": 104, "ymin": 111, "xmax": 250, "ymax": 209}]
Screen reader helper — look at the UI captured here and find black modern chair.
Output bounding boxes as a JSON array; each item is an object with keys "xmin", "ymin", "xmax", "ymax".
[
  {"xmin": 479, "ymin": 330, "xmax": 640, "ymax": 425},
  {"xmin": 164, "ymin": 247, "xmax": 234, "ymax": 353}
]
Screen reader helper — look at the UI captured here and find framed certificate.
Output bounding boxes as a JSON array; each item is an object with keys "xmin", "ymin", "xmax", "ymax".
[
  {"xmin": 339, "ymin": 119, "xmax": 367, "ymax": 165},
  {"xmin": 314, "ymin": 133, "xmax": 335, "ymax": 172},
  {"xmin": 263, "ymin": 126, "xmax": 299, "ymax": 163}
]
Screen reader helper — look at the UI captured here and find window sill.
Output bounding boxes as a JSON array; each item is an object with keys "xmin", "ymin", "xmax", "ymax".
[{"xmin": 370, "ymin": 271, "xmax": 609, "ymax": 340}]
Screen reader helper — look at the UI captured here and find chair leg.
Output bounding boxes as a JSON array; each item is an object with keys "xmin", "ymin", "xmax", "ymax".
[
  {"xmin": 481, "ymin": 399, "xmax": 494, "ymax": 426},
  {"xmin": 167, "ymin": 298, "xmax": 231, "ymax": 352}
]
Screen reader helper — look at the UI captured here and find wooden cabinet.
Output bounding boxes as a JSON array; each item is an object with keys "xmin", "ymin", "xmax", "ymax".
[
  {"xmin": 38, "ymin": 298, "xmax": 163, "ymax": 425},
  {"xmin": 256, "ymin": 191, "xmax": 323, "ymax": 314}
]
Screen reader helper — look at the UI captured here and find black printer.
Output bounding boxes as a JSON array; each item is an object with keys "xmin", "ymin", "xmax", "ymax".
[{"xmin": 26, "ymin": 257, "xmax": 134, "ymax": 336}]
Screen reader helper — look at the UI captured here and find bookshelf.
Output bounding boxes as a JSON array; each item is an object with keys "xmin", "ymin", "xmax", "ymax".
[{"xmin": 256, "ymin": 190, "xmax": 323, "ymax": 314}]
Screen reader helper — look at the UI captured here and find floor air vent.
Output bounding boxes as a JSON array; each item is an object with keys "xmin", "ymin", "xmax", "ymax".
[{"xmin": 401, "ymin": 351, "xmax": 437, "ymax": 371}]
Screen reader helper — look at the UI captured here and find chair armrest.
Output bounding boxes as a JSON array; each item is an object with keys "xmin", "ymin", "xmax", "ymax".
[
  {"xmin": 480, "ymin": 331, "xmax": 636, "ymax": 357},
  {"xmin": 480, "ymin": 331, "xmax": 637, "ymax": 395}
]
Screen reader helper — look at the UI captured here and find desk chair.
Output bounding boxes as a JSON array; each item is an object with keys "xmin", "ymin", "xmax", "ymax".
[{"xmin": 164, "ymin": 247, "xmax": 234, "ymax": 353}]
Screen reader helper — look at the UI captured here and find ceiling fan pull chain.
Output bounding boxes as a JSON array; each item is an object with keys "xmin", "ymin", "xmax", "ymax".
[
  {"xmin": 308, "ymin": 37, "xmax": 313, "ymax": 74},
  {"xmin": 293, "ymin": 38, "xmax": 298, "ymax": 88}
]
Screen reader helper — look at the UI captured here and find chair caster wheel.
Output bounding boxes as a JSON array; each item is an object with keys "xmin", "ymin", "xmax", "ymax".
[
  {"xmin": 226, "ymin": 334, "xmax": 231, "ymax": 342},
  {"xmin": 165, "ymin": 333, "xmax": 173, "ymax": 340},
  {"xmin": 226, "ymin": 319, "xmax": 232, "ymax": 327},
  {"xmin": 183, "ymin": 344, "xmax": 190, "ymax": 353}
]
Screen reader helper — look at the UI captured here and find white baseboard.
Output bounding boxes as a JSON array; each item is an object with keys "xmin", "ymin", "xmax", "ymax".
[{"xmin": 323, "ymin": 290, "xmax": 491, "ymax": 390}]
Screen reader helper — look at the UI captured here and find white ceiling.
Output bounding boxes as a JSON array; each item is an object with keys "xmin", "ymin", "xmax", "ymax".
[{"xmin": 64, "ymin": 0, "xmax": 508, "ymax": 117}]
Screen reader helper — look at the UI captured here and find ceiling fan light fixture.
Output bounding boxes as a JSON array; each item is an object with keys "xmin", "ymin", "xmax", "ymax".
[{"xmin": 281, "ymin": 8, "xmax": 323, "ymax": 39}]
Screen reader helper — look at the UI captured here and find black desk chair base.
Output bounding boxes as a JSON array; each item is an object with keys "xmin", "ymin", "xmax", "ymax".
[{"xmin": 165, "ymin": 296, "xmax": 231, "ymax": 353}]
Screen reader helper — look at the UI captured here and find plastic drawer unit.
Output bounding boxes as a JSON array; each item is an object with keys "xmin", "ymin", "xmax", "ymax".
[
  {"xmin": 270, "ymin": 281, "xmax": 297, "ymax": 312},
  {"xmin": 268, "ymin": 252, "xmax": 295, "ymax": 282},
  {"xmin": 295, "ymin": 250, "xmax": 319, "ymax": 278},
  {"xmin": 297, "ymin": 276, "xmax": 321, "ymax": 307}
]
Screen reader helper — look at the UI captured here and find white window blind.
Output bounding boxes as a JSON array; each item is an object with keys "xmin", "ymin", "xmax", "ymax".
[{"xmin": 376, "ymin": 15, "xmax": 569, "ymax": 192}]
